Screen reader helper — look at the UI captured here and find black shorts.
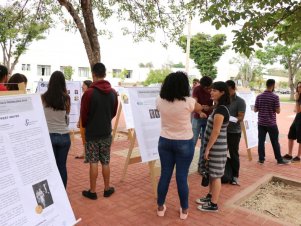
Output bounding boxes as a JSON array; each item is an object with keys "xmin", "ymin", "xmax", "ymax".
[{"xmin": 288, "ymin": 113, "xmax": 301, "ymax": 143}]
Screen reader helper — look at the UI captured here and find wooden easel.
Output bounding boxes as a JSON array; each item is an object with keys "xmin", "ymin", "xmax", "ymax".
[
  {"xmin": 112, "ymin": 96, "xmax": 160, "ymax": 197},
  {"xmin": 241, "ymin": 122, "xmax": 253, "ymax": 161},
  {"xmin": 120, "ymin": 129, "xmax": 160, "ymax": 197},
  {"xmin": 0, "ymin": 83, "xmax": 26, "ymax": 95}
]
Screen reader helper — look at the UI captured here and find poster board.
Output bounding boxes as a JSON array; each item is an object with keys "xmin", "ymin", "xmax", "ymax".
[
  {"xmin": 36, "ymin": 81, "xmax": 82, "ymax": 130},
  {"xmin": 118, "ymin": 87, "xmax": 134, "ymax": 129},
  {"xmin": 237, "ymin": 91, "xmax": 258, "ymax": 149},
  {"xmin": 0, "ymin": 94, "xmax": 78, "ymax": 226},
  {"xmin": 127, "ymin": 87, "xmax": 160, "ymax": 163}
]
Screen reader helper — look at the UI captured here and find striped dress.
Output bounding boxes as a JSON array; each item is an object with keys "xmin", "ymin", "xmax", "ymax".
[{"xmin": 203, "ymin": 105, "xmax": 230, "ymax": 178}]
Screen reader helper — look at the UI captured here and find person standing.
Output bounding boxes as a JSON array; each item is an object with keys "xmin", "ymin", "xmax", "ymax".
[
  {"xmin": 156, "ymin": 71, "xmax": 203, "ymax": 220},
  {"xmin": 192, "ymin": 76, "xmax": 213, "ymax": 173},
  {"xmin": 225, "ymin": 80, "xmax": 246, "ymax": 185},
  {"xmin": 75, "ymin": 80, "xmax": 93, "ymax": 159},
  {"xmin": 196, "ymin": 81, "xmax": 230, "ymax": 212},
  {"xmin": 254, "ymin": 79, "xmax": 289, "ymax": 165},
  {"xmin": 42, "ymin": 71, "xmax": 71, "ymax": 188},
  {"xmin": 0, "ymin": 65, "xmax": 8, "ymax": 91},
  {"xmin": 283, "ymin": 81, "xmax": 301, "ymax": 162},
  {"xmin": 81, "ymin": 63, "xmax": 118, "ymax": 200}
]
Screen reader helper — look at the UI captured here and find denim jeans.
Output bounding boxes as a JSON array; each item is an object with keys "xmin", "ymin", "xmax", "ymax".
[
  {"xmin": 192, "ymin": 118, "xmax": 207, "ymax": 165},
  {"xmin": 157, "ymin": 136, "xmax": 194, "ymax": 210},
  {"xmin": 258, "ymin": 125, "xmax": 282, "ymax": 162},
  {"xmin": 50, "ymin": 133, "xmax": 71, "ymax": 188}
]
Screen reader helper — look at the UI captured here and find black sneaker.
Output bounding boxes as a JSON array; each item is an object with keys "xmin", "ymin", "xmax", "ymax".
[
  {"xmin": 257, "ymin": 160, "xmax": 264, "ymax": 164},
  {"xmin": 282, "ymin": 154, "xmax": 293, "ymax": 160},
  {"xmin": 195, "ymin": 194, "xmax": 211, "ymax": 204},
  {"xmin": 277, "ymin": 159, "xmax": 290, "ymax": 165},
  {"xmin": 291, "ymin": 156, "xmax": 300, "ymax": 163},
  {"xmin": 82, "ymin": 190, "xmax": 97, "ymax": 200},
  {"xmin": 103, "ymin": 187, "xmax": 115, "ymax": 197},
  {"xmin": 197, "ymin": 201, "xmax": 218, "ymax": 212}
]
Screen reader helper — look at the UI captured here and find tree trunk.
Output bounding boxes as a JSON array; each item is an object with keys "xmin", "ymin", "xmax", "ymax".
[
  {"xmin": 57, "ymin": 0, "xmax": 100, "ymax": 69},
  {"xmin": 287, "ymin": 58, "xmax": 295, "ymax": 100}
]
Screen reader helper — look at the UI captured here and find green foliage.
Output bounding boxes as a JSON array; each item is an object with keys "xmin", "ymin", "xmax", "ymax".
[
  {"xmin": 188, "ymin": 0, "xmax": 301, "ymax": 56},
  {"xmin": 113, "ymin": 69, "xmax": 129, "ymax": 81},
  {"xmin": 139, "ymin": 62, "xmax": 154, "ymax": 68},
  {"xmin": 144, "ymin": 68, "xmax": 172, "ymax": 86},
  {"xmin": 267, "ymin": 68, "xmax": 288, "ymax": 77},
  {"xmin": 178, "ymin": 33, "xmax": 229, "ymax": 79},
  {"xmin": 63, "ymin": 66, "xmax": 74, "ymax": 80},
  {"xmin": 0, "ymin": 1, "xmax": 52, "ymax": 73},
  {"xmin": 278, "ymin": 81, "xmax": 289, "ymax": 89},
  {"xmin": 171, "ymin": 62, "xmax": 185, "ymax": 68},
  {"xmin": 230, "ymin": 54, "xmax": 264, "ymax": 87},
  {"xmin": 255, "ymin": 39, "xmax": 301, "ymax": 99}
]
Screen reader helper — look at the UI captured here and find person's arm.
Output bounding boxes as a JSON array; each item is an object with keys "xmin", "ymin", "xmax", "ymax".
[
  {"xmin": 254, "ymin": 96, "xmax": 259, "ymax": 113},
  {"xmin": 204, "ymin": 113, "xmax": 224, "ymax": 160},
  {"xmin": 236, "ymin": 100, "xmax": 246, "ymax": 122},
  {"xmin": 275, "ymin": 96, "xmax": 280, "ymax": 114},
  {"xmin": 80, "ymin": 90, "xmax": 92, "ymax": 128}
]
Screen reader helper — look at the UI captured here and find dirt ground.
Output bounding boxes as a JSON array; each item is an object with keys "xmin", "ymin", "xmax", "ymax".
[{"xmin": 241, "ymin": 179, "xmax": 301, "ymax": 225}]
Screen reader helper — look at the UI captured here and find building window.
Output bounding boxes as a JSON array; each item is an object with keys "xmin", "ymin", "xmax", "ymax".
[
  {"xmin": 125, "ymin": 70, "xmax": 133, "ymax": 79},
  {"xmin": 78, "ymin": 67, "xmax": 89, "ymax": 77},
  {"xmin": 22, "ymin": 64, "xmax": 31, "ymax": 71},
  {"xmin": 112, "ymin": 69, "xmax": 121, "ymax": 77},
  {"xmin": 37, "ymin": 65, "xmax": 51, "ymax": 76}
]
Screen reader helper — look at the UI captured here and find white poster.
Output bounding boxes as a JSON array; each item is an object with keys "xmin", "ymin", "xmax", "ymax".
[
  {"xmin": 127, "ymin": 87, "xmax": 161, "ymax": 162},
  {"xmin": 36, "ymin": 81, "xmax": 82, "ymax": 130},
  {"xmin": 237, "ymin": 91, "xmax": 258, "ymax": 148},
  {"xmin": 118, "ymin": 87, "xmax": 134, "ymax": 129},
  {"xmin": 0, "ymin": 94, "xmax": 77, "ymax": 226}
]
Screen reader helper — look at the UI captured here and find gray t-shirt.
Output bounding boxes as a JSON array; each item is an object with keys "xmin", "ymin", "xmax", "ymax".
[
  {"xmin": 227, "ymin": 94, "xmax": 246, "ymax": 133},
  {"xmin": 43, "ymin": 106, "xmax": 69, "ymax": 134}
]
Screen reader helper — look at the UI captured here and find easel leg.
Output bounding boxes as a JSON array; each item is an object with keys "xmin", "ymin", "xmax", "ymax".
[
  {"xmin": 247, "ymin": 148, "xmax": 252, "ymax": 161},
  {"xmin": 112, "ymin": 101, "xmax": 122, "ymax": 141},
  {"xmin": 148, "ymin": 160, "xmax": 159, "ymax": 198},
  {"xmin": 121, "ymin": 131, "xmax": 136, "ymax": 181}
]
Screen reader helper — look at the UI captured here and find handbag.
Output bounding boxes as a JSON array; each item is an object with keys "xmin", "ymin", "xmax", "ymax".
[{"xmin": 201, "ymin": 161, "xmax": 209, "ymax": 187}]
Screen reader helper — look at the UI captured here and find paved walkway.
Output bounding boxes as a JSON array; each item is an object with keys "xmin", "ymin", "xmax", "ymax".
[{"xmin": 66, "ymin": 103, "xmax": 300, "ymax": 226}]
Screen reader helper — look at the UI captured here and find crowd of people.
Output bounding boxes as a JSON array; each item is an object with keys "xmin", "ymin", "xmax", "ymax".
[{"xmin": 1, "ymin": 63, "xmax": 300, "ymax": 221}]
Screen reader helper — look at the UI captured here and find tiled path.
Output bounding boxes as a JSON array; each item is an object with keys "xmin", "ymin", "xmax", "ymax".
[{"xmin": 66, "ymin": 103, "xmax": 300, "ymax": 226}]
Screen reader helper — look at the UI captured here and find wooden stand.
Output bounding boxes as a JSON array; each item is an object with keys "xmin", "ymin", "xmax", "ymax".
[
  {"xmin": 241, "ymin": 121, "xmax": 252, "ymax": 161},
  {"xmin": 120, "ymin": 129, "xmax": 160, "ymax": 197}
]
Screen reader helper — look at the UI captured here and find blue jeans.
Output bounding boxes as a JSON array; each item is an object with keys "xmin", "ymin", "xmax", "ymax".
[
  {"xmin": 157, "ymin": 137, "xmax": 194, "ymax": 210},
  {"xmin": 258, "ymin": 125, "xmax": 282, "ymax": 162},
  {"xmin": 192, "ymin": 118, "xmax": 207, "ymax": 165},
  {"xmin": 50, "ymin": 133, "xmax": 71, "ymax": 188}
]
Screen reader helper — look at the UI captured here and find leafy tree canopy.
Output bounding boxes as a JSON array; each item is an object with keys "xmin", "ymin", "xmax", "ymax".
[
  {"xmin": 0, "ymin": 1, "xmax": 52, "ymax": 74},
  {"xmin": 188, "ymin": 0, "xmax": 301, "ymax": 56},
  {"xmin": 144, "ymin": 68, "xmax": 171, "ymax": 86},
  {"xmin": 255, "ymin": 38, "xmax": 301, "ymax": 99},
  {"xmin": 178, "ymin": 33, "xmax": 229, "ymax": 79}
]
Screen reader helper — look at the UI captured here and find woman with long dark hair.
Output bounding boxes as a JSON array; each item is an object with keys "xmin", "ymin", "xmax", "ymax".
[
  {"xmin": 156, "ymin": 71, "xmax": 203, "ymax": 220},
  {"xmin": 196, "ymin": 81, "xmax": 230, "ymax": 212},
  {"xmin": 42, "ymin": 71, "xmax": 71, "ymax": 188},
  {"xmin": 283, "ymin": 81, "xmax": 301, "ymax": 162}
]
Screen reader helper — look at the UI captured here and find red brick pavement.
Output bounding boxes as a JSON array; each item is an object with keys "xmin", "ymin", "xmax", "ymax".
[{"xmin": 66, "ymin": 103, "xmax": 300, "ymax": 226}]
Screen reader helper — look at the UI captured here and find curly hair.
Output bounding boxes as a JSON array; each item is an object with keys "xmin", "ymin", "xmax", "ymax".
[{"xmin": 160, "ymin": 71, "xmax": 190, "ymax": 102}]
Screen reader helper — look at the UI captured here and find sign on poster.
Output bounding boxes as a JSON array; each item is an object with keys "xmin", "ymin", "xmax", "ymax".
[
  {"xmin": 0, "ymin": 94, "xmax": 77, "ymax": 226},
  {"xmin": 237, "ymin": 91, "xmax": 258, "ymax": 148},
  {"xmin": 118, "ymin": 87, "xmax": 134, "ymax": 129},
  {"xmin": 127, "ymin": 87, "xmax": 161, "ymax": 162},
  {"xmin": 36, "ymin": 81, "xmax": 82, "ymax": 130}
]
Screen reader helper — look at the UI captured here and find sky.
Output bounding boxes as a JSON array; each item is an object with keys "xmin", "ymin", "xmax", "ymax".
[{"xmin": 23, "ymin": 16, "xmax": 240, "ymax": 81}]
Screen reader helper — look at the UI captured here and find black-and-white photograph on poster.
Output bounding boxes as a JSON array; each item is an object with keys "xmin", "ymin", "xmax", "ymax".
[{"xmin": 32, "ymin": 180, "xmax": 53, "ymax": 209}]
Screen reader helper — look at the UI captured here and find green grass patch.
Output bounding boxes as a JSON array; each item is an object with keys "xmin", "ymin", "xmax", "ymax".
[{"xmin": 280, "ymin": 96, "xmax": 294, "ymax": 102}]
